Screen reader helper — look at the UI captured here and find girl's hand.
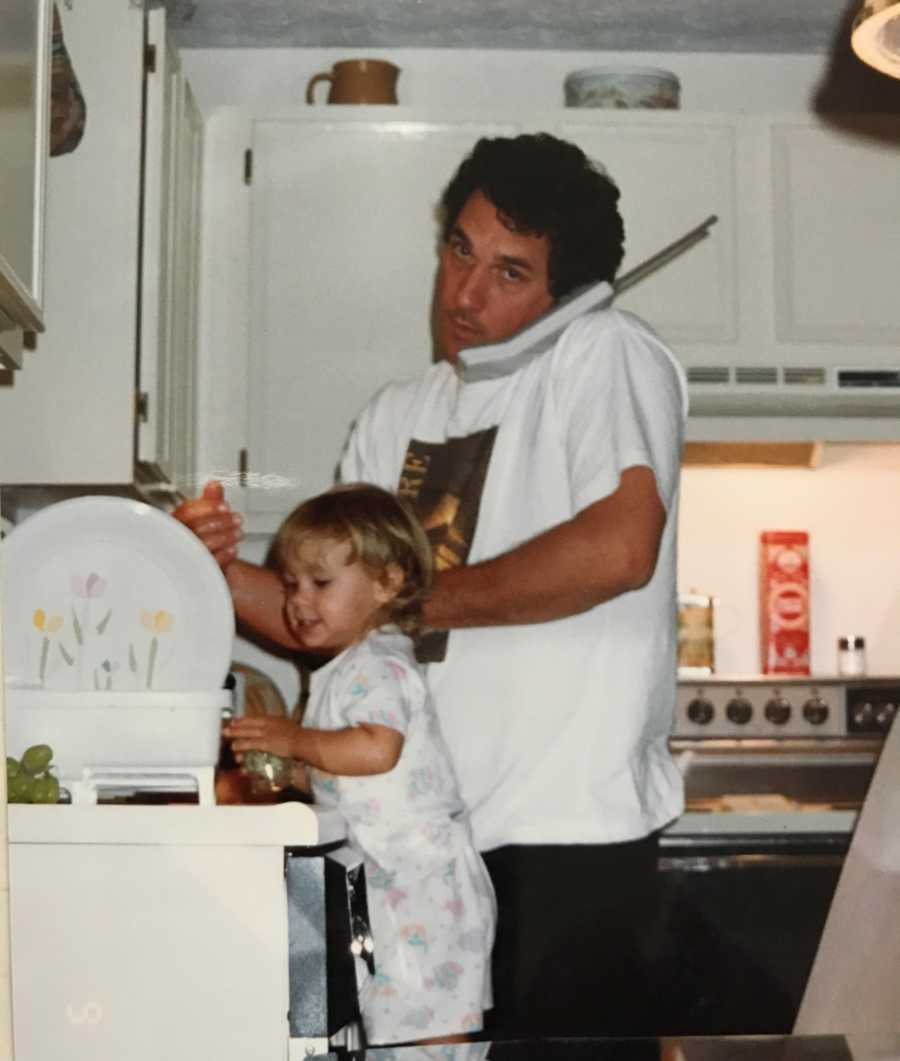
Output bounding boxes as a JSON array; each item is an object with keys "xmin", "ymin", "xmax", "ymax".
[
  {"xmin": 288, "ymin": 762, "xmax": 312, "ymax": 794},
  {"xmin": 224, "ymin": 716, "xmax": 303, "ymax": 760}
]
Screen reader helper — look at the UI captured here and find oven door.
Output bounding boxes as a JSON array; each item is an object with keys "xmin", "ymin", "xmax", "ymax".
[{"xmin": 654, "ymin": 826, "xmax": 849, "ymax": 1036}]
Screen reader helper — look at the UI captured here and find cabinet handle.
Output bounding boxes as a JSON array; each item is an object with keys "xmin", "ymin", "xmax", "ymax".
[{"xmin": 239, "ymin": 448, "xmax": 249, "ymax": 488}]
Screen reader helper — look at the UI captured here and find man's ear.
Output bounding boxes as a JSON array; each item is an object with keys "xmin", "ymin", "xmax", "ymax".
[{"xmin": 375, "ymin": 563, "xmax": 404, "ymax": 604}]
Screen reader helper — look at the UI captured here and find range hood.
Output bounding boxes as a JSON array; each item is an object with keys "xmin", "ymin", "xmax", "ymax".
[{"xmin": 687, "ymin": 363, "xmax": 900, "ymax": 419}]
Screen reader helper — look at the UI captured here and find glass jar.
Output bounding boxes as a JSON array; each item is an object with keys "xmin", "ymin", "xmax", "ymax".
[{"xmin": 242, "ymin": 749, "xmax": 294, "ymax": 795}]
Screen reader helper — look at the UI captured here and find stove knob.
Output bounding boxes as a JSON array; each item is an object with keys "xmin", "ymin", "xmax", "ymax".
[
  {"xmin": 803, "ymin": 695, "xmax": 829, "ymax": 726},
  {"xmin": 851, "ymin": 700, "xmax": 874, "ymax": 729},
  {"xmin": 764, "ymin": 695, "xmax": 792, "ymax": 726},
  {"xmin": 874, "ymin": 701, "xmax": 897, "ymax": 731},
  {"xmin": 726, "ymin": 696, "xmax": 753, "ymax": 726},
  {"xmin": 686, "ymin": 696, "xmax": 715, "ymax": 725}
]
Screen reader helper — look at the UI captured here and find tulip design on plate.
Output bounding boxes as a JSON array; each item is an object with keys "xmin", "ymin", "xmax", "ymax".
[
  {"xmin": 32, "ymin": 609, "xmax": 63, "ymax": 683},
  {"xmin": 139, "ymin": 610, "xmax": 174, "ymax": 689},
  {"xmin": 71, "ymin": 572, "xmax": 111, "ymax": 645}
]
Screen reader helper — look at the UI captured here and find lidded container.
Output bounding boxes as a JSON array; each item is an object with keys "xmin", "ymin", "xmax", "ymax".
[{"xmin": 564, "ymin": 65, "xmax": 681, "ymax": 109}]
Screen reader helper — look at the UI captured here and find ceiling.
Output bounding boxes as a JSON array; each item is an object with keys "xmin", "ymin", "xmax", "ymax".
[{"xmin": 164, "ymin": 0, "xmax": 861, "ymax": 54}]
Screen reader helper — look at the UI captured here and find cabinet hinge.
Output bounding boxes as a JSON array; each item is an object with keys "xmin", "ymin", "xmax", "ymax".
[
  {"xmin": 145, "ymin": 43, "xmax": 157, "ymax": 75},
  {"xmin": 244, "ymin": 149, "xmax": 253, "ymax": 186},
  {"xmin": 137, "ymin": 391, "xmax": 150, "ymax": 423}
]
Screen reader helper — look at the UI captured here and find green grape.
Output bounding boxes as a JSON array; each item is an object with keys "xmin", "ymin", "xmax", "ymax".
[
  {"xmin": 21, "ymin": 744, "xmax": 54, "ymax": 775},
  {"xmin": 7, "ymin": 774, "xmax": 34, "ymax": 804},
  {"xmin": 31, "ymin": 776, "xmax": 60, "ymax": 805},
  {"xmin": 6, "ymin": 757, "xmax": 20, "ymax": 780}
]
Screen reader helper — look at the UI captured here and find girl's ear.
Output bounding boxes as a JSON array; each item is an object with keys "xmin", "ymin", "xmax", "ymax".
[{"xmin": 375, "ymin": 562, "xmax": 404, "ymax": 605}]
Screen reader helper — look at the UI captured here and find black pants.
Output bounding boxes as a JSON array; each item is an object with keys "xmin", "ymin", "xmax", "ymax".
[{"xmin": 481, "ymin": 835, "xmax": 663, "ymax": 1039}]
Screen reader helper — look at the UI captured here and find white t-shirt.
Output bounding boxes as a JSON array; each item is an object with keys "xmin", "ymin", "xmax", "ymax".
[{"xmin": 340, "ymin": 307, "xmax": 688, "ymax": 853}]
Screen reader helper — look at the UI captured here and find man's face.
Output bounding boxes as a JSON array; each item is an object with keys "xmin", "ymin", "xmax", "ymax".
[{"xmin": 435, "ymin": 191, "xmax": 555, "ymax": 364}]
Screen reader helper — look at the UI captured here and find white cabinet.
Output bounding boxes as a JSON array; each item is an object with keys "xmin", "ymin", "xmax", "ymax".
[
  {"xmin": 557, "ymin": 115, "xmax": 738, "ymax": 346},
  {"xmin": 197, "ymin": 109, "xmax": 900, "ymax": 526},
  {"xmin": 770, "ymin": 118, "xmax": 900, "ymax": 346},
  {"xmin": 243, "ymin": 114, "xmax": 519, "ymax": 521},
  {"xmin": 0, "ymin": 0, "xmax": 51, "ymax": 369},
  {"xmin": 201, "ymin": 109, "xmax": 732, "ymax": 529},
  {"xmin": 0, "ymin": 1, "xmax": 202, "ymax": 491}
]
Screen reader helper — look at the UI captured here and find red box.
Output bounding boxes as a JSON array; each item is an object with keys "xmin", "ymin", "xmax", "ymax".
[{"xmin": 759, "ymin": 530, "xmax": 810, "ymax": 675}]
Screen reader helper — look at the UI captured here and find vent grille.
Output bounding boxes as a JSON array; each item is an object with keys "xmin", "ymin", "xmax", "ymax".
[
  {"xmin": 686, "ymin": 365, "xmax": 900, "ymax": 391},
  {"xmin": 837, "ymin": 369, "xmax": 900, "ymax": 389},
  {"xmin": 687, "ymin": 366, "xmax": 730, "ymax": 385},
  {"xmin": 735, "ymin": 366, "xmax": 778, "ymax": 385},
  {"xmin": 784, "ymin": 367, "xmax": 827, "ymax": 386}
]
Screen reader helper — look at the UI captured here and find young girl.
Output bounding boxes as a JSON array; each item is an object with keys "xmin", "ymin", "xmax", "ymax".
[{"xmin": 224, "ymin": 483, "xmax": 496, "ymax": 1046}]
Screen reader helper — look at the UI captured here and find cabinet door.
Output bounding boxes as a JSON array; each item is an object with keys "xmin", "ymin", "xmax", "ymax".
[
  {"xmin": 0, "ymin": 0, "xmax": 144, "ymax": 484},
  {"xmin": 244, "ymin": 116, "xmax": 518, "ymax": 524},
  {"xmin": 137, "ymin": 8, "xmax": 203, "ymax": 495},
  {"xmin": 771, "ymin": 119, "xmax": 900, "ymax": 346},
  {"xmin": 0, "ymin": 0, "xmax": 51, "ymax": 368},
  {"xmin": 557, "ymin": 115, "xmax": 738, "ymax": 347},
  {"xmin": 165, "ymin": 80, "xmax": 204, "ymax": 494}
]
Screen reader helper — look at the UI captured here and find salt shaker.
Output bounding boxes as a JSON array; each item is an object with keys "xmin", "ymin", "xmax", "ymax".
[{"xmin": 837, "ymin": 636, "xmax": 866, "ymax": 677}]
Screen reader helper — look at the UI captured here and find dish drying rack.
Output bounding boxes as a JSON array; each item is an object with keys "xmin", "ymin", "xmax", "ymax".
[
  {"xmin": 62, "ymin": 764, "xmax": 217, "ymax": 805},
  {"xmin": 5, "ymin": 686, "xmax": 231, "ymax": 807}
]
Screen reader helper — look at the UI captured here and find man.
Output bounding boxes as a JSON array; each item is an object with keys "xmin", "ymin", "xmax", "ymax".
[{"xmin": 175, "ymin": 133, "xmax": 688, "ymax": 1036}]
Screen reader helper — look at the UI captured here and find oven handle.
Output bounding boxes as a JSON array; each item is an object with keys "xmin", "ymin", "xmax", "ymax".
[{"xmin": 659, "ymin": 831, "xmax": 850, "ymax": 867}]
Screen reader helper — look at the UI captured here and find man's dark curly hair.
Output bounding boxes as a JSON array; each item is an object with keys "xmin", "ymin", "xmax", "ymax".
[{"xmin": 439, "ymin": 133, "xmax": 625, "ymax": 300}]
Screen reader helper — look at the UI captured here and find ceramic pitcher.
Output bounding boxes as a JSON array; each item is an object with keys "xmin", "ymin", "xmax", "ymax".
[{"xmin": 306, "ymin": 59, "xmax": 400, "ymax": 104}]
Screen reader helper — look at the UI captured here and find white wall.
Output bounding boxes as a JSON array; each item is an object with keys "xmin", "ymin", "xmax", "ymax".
[
  {"xmin": 181, "ymin": 46, "xmax": 827, "ymax": 115},
  {"xmin": 679, "ymin": 446, "xmax": 900, "ymax": 677}
]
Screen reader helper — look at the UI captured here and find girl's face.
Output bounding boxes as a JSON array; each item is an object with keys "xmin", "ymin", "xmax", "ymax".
[{"xmin": 281, "ymin": 536, "xmax": 401, "ymax": 653}]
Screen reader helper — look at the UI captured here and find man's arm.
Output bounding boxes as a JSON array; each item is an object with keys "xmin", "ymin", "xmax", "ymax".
[
  {"xmin": 224, "ymin": 560, "xmax": 300, "ymax": 649},
  {"xmin": 424, "ymin": 465, "xmax": 666, "ymax": 630},
  {"xmin": 172, "ymin": 481, "xmax": 301, "ymax": 650}
]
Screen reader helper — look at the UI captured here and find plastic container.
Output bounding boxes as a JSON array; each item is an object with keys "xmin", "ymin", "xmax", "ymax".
[
  {"xmin": 4, "ymin": 687, "xmax": 231, "ymax": 777},
  {"xmin": 564, "ymin": 66, "xmax": 681, "ymax": 109}
]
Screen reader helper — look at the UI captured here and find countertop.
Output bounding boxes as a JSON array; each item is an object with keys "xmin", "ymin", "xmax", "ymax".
[
  {"xmin": 6, "ymin": 800, "xmax": 347, "ymax": 846},
  {"xmin": 353, "ymin": 1036, "xmax": 900, "ymax": 1061}
]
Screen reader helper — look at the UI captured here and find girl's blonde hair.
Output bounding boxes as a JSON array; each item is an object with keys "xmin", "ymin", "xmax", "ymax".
[{"xmin": 273, "ymin": 483, "xmax": 432, "ymax": 636}]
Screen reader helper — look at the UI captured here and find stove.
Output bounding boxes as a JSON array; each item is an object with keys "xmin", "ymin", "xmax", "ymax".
[
  {"xmin": 673, "ymin": 674, "xmax": 900, "ymax": 740},
  {"xmin": 656, "ymin": 676, "xmax": 900, "ymax": 1035},
  {"xmin": 665, "ymin": 675, "xmax": 900, "ymax": 840}
]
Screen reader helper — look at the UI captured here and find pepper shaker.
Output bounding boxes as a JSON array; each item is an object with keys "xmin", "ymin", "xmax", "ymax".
[{"xmin": 837, "ymin": 636, "xmax": 866, "ymax": 677}]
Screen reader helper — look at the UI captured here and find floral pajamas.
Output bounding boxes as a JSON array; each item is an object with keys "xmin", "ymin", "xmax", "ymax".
[{"xmin": 305, "ymin": 628, "xmax": 495, "ymax": 1044}]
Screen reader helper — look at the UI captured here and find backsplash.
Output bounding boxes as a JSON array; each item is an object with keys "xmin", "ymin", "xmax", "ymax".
[{"xmin": 679, "ymin": 445, "xmax": 900, "ymax": 676}]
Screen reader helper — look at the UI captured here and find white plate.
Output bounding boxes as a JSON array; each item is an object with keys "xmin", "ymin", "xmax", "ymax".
[{"xmin": 2, "ymin": 496, "xmax": 235, "ymax": 692}]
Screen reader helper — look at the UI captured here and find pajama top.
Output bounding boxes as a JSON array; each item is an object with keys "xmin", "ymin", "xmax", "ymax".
[{"xmin": 306, "ymin": 627, "xmax": 496, "ymax": 1044}]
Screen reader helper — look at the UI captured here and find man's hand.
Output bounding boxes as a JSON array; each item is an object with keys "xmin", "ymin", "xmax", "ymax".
[{"xmin": 172, "ymin": 480, "xmax": 243, "ymax": 571}]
